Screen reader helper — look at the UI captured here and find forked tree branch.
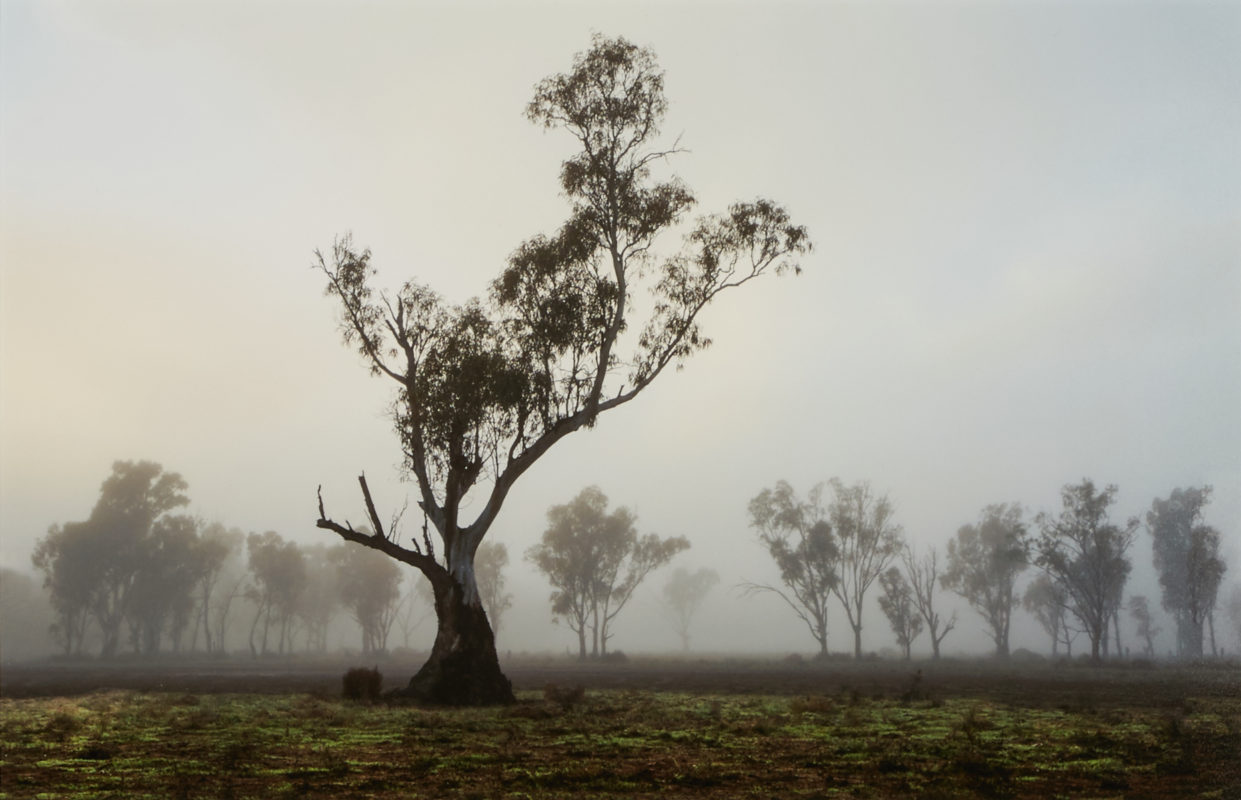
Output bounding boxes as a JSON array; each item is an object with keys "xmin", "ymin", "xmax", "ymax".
[{"xmin": 317, "ymin": 484, "xmax": 440, "ymax": 575}]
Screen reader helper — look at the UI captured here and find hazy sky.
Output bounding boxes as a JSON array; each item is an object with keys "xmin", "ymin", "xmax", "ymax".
[{"xmin": 2, "ymin": 1, "xmax": 1239, "ymax": 656}]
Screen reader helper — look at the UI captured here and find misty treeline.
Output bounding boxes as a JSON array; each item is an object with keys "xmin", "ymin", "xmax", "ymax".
[
  {"xmin": 748, "ymin": 477, "xmax": 1233, "ymax": 664},
  {"xmin": 14, "ymin": 461, "xmax": 514, "ymax": 660}
]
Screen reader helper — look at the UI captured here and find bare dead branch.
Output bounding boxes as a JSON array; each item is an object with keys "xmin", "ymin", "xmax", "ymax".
[{"xmin": 359, "ymin": 473, "xmax": 385, "ymax": 540}]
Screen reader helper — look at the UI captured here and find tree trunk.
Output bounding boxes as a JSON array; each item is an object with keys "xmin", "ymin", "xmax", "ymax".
[
  {"xmin": 591, "ymin": 607, "xmax": 600, "ymax": 658},
  {"xmin": 1189, "ymin": 613, "xmax": 1205, "ymax": 659},
  {"xmin": 1112, "ymin": 609, "xmax": 1122, "ymax": 658},
  {"xmin": 394, "ymin": 573, "xmax": 513, "ymax": 706},
  {"xmin": 853, "ymin": 625, "xmax": 862, "ymax": 659}
]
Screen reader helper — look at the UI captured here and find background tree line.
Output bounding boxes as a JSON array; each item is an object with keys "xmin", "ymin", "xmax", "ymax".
[
  {"xmin": 21, "ymin": 461, "xmax": 513, "ymax": 660},
  {"xmin": 6, "ymin": 461, "xmax": 1237, "ymax": 662},
  {"xmin": 748, "ymin": 477, "xmax": 1232, "ymax": 664}
]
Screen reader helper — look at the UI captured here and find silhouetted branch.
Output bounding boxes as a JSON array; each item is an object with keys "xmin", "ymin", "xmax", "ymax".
[
  {"xmin": 317, "ymin": 485, "xmax": 438, "ymax": 574},
  {"xmin": 359, "ymin": 473, "xmax": 385, "ymax": 541}
]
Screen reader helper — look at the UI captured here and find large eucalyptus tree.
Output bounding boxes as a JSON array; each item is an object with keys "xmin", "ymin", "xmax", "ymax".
[{"xmin": 315, "ymin": 35, "xmax": 810, "ymax": 704}]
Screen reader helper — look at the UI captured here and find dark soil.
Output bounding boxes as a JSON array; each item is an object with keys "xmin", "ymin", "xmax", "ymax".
[{"xmin": 3, "ymin": 653, "xmax": 1238, "ymax": 712}]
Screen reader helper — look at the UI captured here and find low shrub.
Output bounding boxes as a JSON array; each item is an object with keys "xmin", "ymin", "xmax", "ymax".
[{"xmin": 342, "ymin": 666, "xmax": 383, "ymax": 702}]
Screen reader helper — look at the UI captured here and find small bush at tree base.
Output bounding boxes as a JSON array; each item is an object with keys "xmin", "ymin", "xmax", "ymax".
[{"xmin": 343, "ymin": 666, "xmax": 382, "ymax": 702}]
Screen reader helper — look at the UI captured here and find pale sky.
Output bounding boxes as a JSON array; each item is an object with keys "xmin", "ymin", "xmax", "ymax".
[{"xmin": 2, "ymin": 1, "xmax": 1239, "ymax": 656}]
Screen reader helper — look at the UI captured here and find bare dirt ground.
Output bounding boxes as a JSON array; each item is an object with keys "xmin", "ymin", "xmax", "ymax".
[{"xmin": 3, "ymin": 653, "xmax": 1238, "ymax": 712}]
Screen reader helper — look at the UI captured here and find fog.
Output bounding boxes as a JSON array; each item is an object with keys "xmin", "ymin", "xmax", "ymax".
[{"xmin": 2, "ymin": 2, "xmax": 1239, "ymax": 664}]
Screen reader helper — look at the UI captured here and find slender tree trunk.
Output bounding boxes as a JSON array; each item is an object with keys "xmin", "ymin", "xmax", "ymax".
[
  {"xmin": 591, "ymin": 606, "xmax": 600, "ymax": 658},
  {"xmin": 216, "ymin": 591, "xmax": 236, "ymax": 656},
  {"xmin": 1208, "ymin": 610, "xmax": 1217, "ymax": 657},
  {"xmin": 853, "ymin": 624, "xmax": 862, "ymax": 660},
  {"xmin": 249, "ymin": 602, "xmax": 264, "ymax": 659},
  {"xmin": 1114, "ymin": 609, "xmax": 1122, "ymax": 659}
]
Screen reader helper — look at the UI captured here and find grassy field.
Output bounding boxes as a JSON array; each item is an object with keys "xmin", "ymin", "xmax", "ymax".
[{"xmin": 2, "ymin": 678, "xmax": 1239, "ymax": 799}]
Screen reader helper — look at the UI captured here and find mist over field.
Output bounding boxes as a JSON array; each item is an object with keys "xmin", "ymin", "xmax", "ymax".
[{"xmin": 2, "ymin": 1, "xmax": 1239, "ymax": 668}]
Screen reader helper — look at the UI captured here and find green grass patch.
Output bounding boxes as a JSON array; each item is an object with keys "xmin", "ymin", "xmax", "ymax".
[{"xmin": 1, "ymin": 687, "xmax": 1238, "ymax": 798}]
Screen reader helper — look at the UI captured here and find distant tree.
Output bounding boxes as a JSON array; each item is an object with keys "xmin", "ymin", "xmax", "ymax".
[
  {"xmin": 1147, "ymin": 487, "xmax": 1226, "ymax": 660},
  {"xmin": 827, "ymin": 479, "xmax": 904, "ymax": 659},
  {"xmin": 298, "ymin": 544, "xmax": 341, "ymax": 652},
  {"xmin": 661, "ymin": 567, "xmax": 719, "ymax": 651},
  {"xmin": 1226, "ymin": 585, "xmax": 1241, "ymax": 654},
  {"xmin": 746, "ymin": 481, "xmax": 838, "ymax": 657},
  {"xmin": 474, "ymin": 542, "xmax": 514, "ymax": 643},
  {"xmin": 943, "ymin": 504, "xmax": 1029, "ymax": 659},
  {"xmin": 0, "ymin": 567, "xmax": 56, "ymax": 660},
  {"xmin": 246, "ymin": 532, "xmax": 306, "ymax": 657},
  {"xmin": 193, "ymin": 524, "xmax": 244, "ymax": 655},
  {"xmin": 31, "ymin": 523, "xmax": 95, "ymax": 656},
  {"xmin": 125, "ymin": 514, "xmax": 201, "ymax": 655},
  {"xmin": 528, "ymin": 487, "xmax": 688, "ymax": 658},
  {"xmin": 337, "ymin": 544, "xmax": 404, "ymax": 655},
  {"xmin": 90, "ymin": 461, "xmax": 191, "ymax": 657},
  {"xmin": 901, "ymin": 543, "xmax": 956, "ymax": 659},
  {"xmin": 1035, "ymin": 480, "xmax": 1138, "ymax": 663},
  {"xmin": 31, "ymin": 461, "xmax": 190, "ymax": 658},
  {"xmin": 878, "ymin": 566, "xmax": 922, "ymax": 660},
  {"xmin": 313, "ymin": 34, "xmax": 810, "ymax": 705},
  {"xmin": 1127, "ymin": 595, "xmax": 1160, "ymax": 658},
  {"xmin": 1023, "ymin": 573, "xmax": 1075, "ymax": 658}
]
